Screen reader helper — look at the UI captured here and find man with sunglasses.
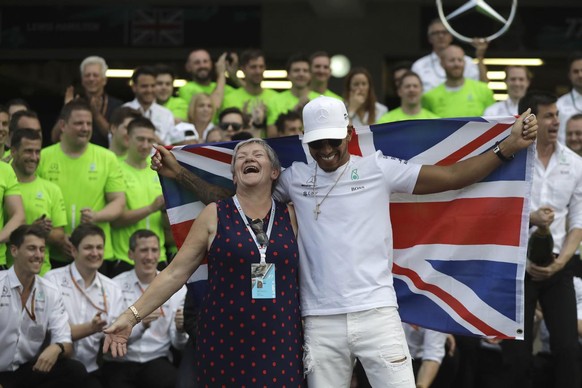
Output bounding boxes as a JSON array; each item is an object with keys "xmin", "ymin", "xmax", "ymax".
[
  {"xmin": 217, "ymin": 107, "xmax": 256, "ymax": 140},
  {"xmin": 151, "ymin": 95, "xmax": 537, "ymax": 387}
]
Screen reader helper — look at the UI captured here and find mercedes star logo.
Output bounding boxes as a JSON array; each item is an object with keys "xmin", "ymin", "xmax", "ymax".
[{"xmin": 435, "ymin": 0, "xmax": 518, "ymax": 43}]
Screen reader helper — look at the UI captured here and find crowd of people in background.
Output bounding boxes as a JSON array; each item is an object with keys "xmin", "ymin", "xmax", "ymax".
[{"xmin": 1, "ymin": 15, "xmax": 582, "ymax": 388}]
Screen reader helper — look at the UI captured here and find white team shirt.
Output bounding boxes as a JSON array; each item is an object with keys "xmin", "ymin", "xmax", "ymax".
[
  {"xmin": 531, "ymin": 142, "xmax": 582, "ymax": 253},
  {"xmin": 274, "ymin": 152, "xmax": 421, "ymax": 316},
  {"xmin": 557, "ymin": 89, "xmax": 582, "ymax": 145},
  {"xmin": 0, "ymin": 268, "xmax": 72, "ymax": 371},
  {"xmin": 44, "ymin": 263, "xmax": 125, "ymax": 372},
  {"xmin": 350, "ymin": 102, "xmax": 388, "ymax": 127},
  {"xmin": 411, "ymin": 51, "xmax": 480, "ymax": 92},
  {"xmin": 105, "ymin": 269, "xmax": 188, "ymax": 363},
  {"xmin": 403, "ymin": 323, "xmax": 447, "ymax": 363},
  {"xmin": 484, "ymin": 98, "xmax": 519, "ymax": 117},
  {"xmin": 123, "ymin": 99, "xmax": 177, "ymax": 145}
]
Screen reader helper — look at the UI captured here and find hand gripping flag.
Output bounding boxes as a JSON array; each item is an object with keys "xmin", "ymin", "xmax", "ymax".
[{"xmin": 161, "ymin": 116, "xmax": 533, "ymax": 340}]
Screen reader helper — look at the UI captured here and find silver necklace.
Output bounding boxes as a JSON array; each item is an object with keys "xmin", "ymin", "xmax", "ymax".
[{"xmin": 313, "ymin": 161, "xmax": 350, "ymax": 220}]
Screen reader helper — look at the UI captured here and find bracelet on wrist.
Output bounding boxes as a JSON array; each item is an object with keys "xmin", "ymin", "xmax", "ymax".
[
  {"xmin": 492, "ymin": 141, "xmax": 515, "ymax": 162},
  {"xmin": 129, "ymin": 305, "xmax": 142, "ymax": 325}
]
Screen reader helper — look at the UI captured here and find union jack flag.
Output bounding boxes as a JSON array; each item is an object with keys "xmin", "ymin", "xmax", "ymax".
[
  {"xmin": 161, "ymin": 116, "xmax": 534, "ymax": 340},
  {"xmin": 131, "ymin": 9, "xmax": 184, "ymax": 46}
]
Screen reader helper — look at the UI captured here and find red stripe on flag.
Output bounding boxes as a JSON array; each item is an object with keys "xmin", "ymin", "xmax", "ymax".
[
  {"xmin": 183, "ymin": 146, "xmax": 233, "ymax": 164},
  {"xmin": 393, "ymin": 263, "xmax": 510, "ymax": 338},
  {"xmin": 170, "ymin": 219, "xmax": 194, "ymax": 248},
  {"xmin": 436, "ymin": 123, "xmax": 513, "ymax": 166},
  {"xmin": 348, "ymin": 129, "xmax": 363, "ymax": 156},
  {"xmin": 391, "ymin": 197, "xmax": 524, "ymax": 248}
]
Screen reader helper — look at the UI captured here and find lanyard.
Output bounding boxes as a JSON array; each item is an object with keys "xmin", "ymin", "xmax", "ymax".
[
  {"xmin": 136, "ymin": 280, "xmax": 165, "ymax": 317},
  {"xmin": 69, "ymin": 265, "xmax": 108, "ymax": 315},
  {"xmin": 18, "ymin": 288, "xmax": 36, "ymax": 322},
  {"xmin": 233, "ymin": 195, "xmax": 275, "ymax": 266}
]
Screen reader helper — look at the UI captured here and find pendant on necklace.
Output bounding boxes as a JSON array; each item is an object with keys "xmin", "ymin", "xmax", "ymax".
[{"xmin": 314, "ymin": 203, "xmax": 321, "ymax": 220}]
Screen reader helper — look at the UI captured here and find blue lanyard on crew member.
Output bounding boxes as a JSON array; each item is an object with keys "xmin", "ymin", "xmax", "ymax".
[{"xmin": 232, "ymin": 195, "xmax": 275, "ymax": 266}]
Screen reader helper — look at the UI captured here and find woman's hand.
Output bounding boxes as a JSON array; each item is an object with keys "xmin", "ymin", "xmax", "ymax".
[{"xmin": 103, "ymin": 311, "xmax": 134, "ymax": 358}]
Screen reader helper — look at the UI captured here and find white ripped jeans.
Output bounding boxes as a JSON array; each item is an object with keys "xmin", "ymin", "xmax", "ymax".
[{"xmin": 303, "ymin": 306, "xmax": 415, "ymax": 388}]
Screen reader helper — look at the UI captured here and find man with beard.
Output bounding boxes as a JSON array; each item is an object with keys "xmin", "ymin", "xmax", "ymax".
[
  {"xmin": 485, "ymin": 66, "xmax": 532, "ymax": 116},
  {"xmin": 422, "ymin": 44, "xmax": 494, "ymax": 118},
  {"xmin": 178, "ymin": 49, "xmax": 240, "ymax": 118}
]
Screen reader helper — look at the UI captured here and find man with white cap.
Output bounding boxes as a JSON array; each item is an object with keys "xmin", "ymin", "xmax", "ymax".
[{"xmin": 150, "ymin": 95, "xmax": 537, "ymax": 387}]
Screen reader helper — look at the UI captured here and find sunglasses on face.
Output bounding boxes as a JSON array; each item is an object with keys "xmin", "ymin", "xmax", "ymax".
[
  {"xmin": 308, "ymin": 138, "xmax": 343, "ymax": 150},
  {"xmin": 250, "ymin": 218, "xmax": 268, "ymax": 246},
  {"xmin": 219, "ymin": 122, "xmax": 243, "ymax": 131}
]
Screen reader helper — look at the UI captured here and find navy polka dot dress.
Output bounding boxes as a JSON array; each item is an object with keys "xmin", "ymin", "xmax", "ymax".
[{"xmin": 195, "ymin": 198, "xmax": 305, "ymax": 387}]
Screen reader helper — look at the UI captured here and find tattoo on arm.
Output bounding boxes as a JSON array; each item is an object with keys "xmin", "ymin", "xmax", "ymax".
[{"xmin": 176, "ymin": 168, "xmax": 234, "ymax": 204}]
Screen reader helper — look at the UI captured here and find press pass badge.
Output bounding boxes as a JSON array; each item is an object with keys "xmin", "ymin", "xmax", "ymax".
[{"xmin": 251, "ymin": 263, "xmax": 276, "ymax": 299}]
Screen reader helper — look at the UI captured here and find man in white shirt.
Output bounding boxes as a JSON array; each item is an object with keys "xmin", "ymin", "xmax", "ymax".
[
  {"xmin": 123, "ymin": 66, "xmax": 177, "ymax": 146},
  {"xmin": 44, "ymin": 223, "xmax": 126, "ymax": 386},
  {"xmin": 102, "ymin": 229, "xmax": 187, "ymax": 388},
  {"xmin": 500, "ymin": 91, "xmax": 582, "ymax": 388},
  {"xmin": 557, "ymin": 54, "xmax": 582, "ymax": 144},
  {"xmin": 484, "ymin": 66, "xmax": 532, "ymax": 117},
  {"xmin": 412, "ymin": 18, "xmax": 488, "ymax": 92},
  {"xmin": 149, "ymin": 95, "xmax": 537, "ymax": 387},
  {"xmin": 0, "ymin": 224, "xmax": 87, "ymax": 388}
]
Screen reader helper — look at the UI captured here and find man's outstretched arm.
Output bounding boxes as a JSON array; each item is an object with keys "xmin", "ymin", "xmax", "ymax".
[
  {"xmin": 151, "ymin": 144, "xmax": 234, "ymax": 204},
  {"xmin": 414, "ymin": 109, "xmax": 537, "ymax": 195}
]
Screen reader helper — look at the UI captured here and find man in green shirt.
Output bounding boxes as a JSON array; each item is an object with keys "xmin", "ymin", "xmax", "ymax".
[
  {"xmin": 8, "ymin": 129, "xmax": 68, "ymax": 275},
  {"xmin": 422, "ymin": 45, "xmax": 495, "ymax": 118},
  {"xmin": 110, "ymin": 117, "xmax": 167, "ymax": 277},
  {"xmin": 266, "ymin": 53, "xmax": 320, "ymax": 137},
  {"xmin": 378, "ymin": 71, "xmax": 439, "ymax": 123},
  {"xmin": 37, "ymin": 100, "xmax": 126, "ymax": 274},
  {"xmin": 154, "ymin": 64, "xmax": 189, "ymax": 123},
  {"xmin": 0, "ymin": 160, "xmax": 24, "ymax": 268},
  {"xmin": 309, "ymin": 51, "xmax": 342, "ymax": 100},
  {"xmin": 108, "ymin": 106, "xmax": 142, "ymax": 160},
  {"xmin": 178, "ymin": 49, "xmax": 239, "ymax": 120},
  {"xmin": 222, "ymin": 48, "xmax": 279, "ymax": 136}
]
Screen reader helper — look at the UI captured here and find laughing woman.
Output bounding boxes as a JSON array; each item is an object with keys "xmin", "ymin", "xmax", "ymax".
[{"xmin": 103, "ymin": 138, "xmax": 305, "ymax": 387}]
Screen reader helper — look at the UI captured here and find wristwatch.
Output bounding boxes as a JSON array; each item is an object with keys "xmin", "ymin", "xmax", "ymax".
[{"xmin": 493, "ymin": 141, "xmax": 515, "ymax": 162}]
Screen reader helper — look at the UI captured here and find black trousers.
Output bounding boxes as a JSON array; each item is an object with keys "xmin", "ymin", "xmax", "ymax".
[
  {"xmin": 101, "ymin": 357, "xmax": 177, "ymax": 388},
  {"xmin": 0, "ymin": 358, "xmax": 87, "ymax": 388},
  {"xmin": 501, "ymin": 259, "xmax": 580, "ymax": 388}
]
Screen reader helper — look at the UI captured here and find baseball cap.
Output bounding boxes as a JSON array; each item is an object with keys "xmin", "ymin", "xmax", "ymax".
[
  {"xmin": 302, "ymin": 95, "xmax": 349, "ymax": 144},
  {"xmin": 171, "ymin": 122, "xmax": 199, "ymax": 145}
]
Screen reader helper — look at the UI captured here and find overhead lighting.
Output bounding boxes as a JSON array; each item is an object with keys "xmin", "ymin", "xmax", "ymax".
[
  {"xmin": 174, "ymin": 79, "xmax": 187, "ymax": 88},
  {"xmin": 494, "ymin": 93, "xmax": 508, "ymax": 101},
  {"xmin": 473, "ymin": 58, "xmax": 544, "ymax": 66},
  {"xmin": 488, "ymin": 82, "xmax": 507, "ymax": 90},
  {"xmin": 261, "ymin": 80, "xmax": 292, "ymax": 89},
  {"xmin": 487, "ymin": 71, "xmax": 506, "ymax": 80},
  {"xmin": 106, "ymin": 69, "xmax": 134, "ymax": 78},
  {"xmin": 330, "ymin": 55, "xmax": 351, "ymax": 78},
  {"xmin": 235, "ymin": 70, "xmax": 288, "ymax": 79}
]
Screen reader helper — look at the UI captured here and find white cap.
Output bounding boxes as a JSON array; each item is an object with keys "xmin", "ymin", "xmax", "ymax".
[
  {"xmin": 302, "ymin": 95, "xmax": 349, "ymax": 144},
  {"xmin": 170, "ymin": 122, "xmax": 199, "ymax": 145}
]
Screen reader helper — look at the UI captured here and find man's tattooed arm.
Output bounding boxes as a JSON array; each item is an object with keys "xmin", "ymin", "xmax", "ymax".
[{"xmin": 176, "ymin": 167, "xmax": 234, "ymax": 205}]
